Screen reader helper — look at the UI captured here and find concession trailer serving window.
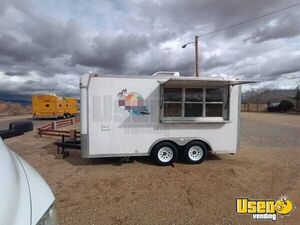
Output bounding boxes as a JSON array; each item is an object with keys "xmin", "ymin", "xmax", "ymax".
[{"xmin": 159, "ymin": 78, "xmax": 251, "ymax": 123}]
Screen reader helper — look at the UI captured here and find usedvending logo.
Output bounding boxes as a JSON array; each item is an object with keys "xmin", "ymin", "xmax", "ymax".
[
  {"xmin": 117, "ymin": 89, "xmax": 150, "ymax": 116},
  {"xmin": 236, "ymin": 195, "xmax": 295, "ymax": 221}
]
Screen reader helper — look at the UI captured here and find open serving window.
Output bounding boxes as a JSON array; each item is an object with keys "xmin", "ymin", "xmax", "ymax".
[{"xmin": 159, "ymin": 78, "xmax": 253, "ymax": 123}]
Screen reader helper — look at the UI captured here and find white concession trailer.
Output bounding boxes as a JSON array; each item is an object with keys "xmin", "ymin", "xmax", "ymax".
[{"xmin": 80, "ymin": 72, "xmax": 252, "ymax": 165}]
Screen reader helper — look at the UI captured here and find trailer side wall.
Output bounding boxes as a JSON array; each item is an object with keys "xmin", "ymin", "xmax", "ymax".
[{"xmin": 81, "ymin": 76, "xmax": 240, "ymax": 158}]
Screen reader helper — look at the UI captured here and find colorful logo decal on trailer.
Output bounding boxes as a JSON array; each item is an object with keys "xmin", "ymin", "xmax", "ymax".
[{"xmin": 118, "ymin": 89, "xmax": 150, "ymax": 115}]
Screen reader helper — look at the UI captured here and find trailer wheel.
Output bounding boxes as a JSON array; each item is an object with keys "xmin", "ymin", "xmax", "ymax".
[
  {"xmin": 151, "ymin": 142, "xmax": 177, "ymax": 166},
  {"xmin": 183, "ymin": 141, "xmax": 208, "ymax": 164}
]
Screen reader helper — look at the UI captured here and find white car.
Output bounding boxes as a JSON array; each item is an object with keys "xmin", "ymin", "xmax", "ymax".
[{"xmin": 0, "ymin": 138, "xmax": 57, "ymax": 225}]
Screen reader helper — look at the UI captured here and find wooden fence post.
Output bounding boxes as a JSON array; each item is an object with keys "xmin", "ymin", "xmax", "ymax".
[{"xmin": 52, "ymin": 121, "xmax": 57, "ymax": 130}]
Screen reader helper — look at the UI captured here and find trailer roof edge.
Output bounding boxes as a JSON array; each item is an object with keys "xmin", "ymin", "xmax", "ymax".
[{"xmin": 160, "ymin": 78, "xmax": 256, "ymax": 87}]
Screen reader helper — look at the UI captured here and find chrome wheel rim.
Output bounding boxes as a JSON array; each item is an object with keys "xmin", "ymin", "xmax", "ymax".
[
  {"xmin": 188, "ymin": 146, "xmax": 203, "ymax": 161},
  {"xmin": 158, "ymin": 147, "xmax": 173, "ymax": 163}
]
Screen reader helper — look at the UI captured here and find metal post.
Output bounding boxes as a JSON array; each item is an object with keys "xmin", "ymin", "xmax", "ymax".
[
  {"xmin": 195, "ymin": 36, "xmax": 199, "ymax": 77},
  {"xmin": 296, "ymin": 85, "xmax": 299, "ymax": 113}
]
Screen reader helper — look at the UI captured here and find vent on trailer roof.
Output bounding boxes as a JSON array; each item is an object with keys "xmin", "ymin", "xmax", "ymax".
[{"xmin": 152, "ymin": 71, "xmax": 180, "ymax": 77}]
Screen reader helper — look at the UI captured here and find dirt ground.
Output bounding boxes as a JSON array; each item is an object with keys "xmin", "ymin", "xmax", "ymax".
[{"xmin": 4, "ymin": 112, "xmax": 300, "ymax": 225}]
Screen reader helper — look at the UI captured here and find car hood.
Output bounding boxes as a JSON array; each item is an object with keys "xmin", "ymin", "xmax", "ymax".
[{"xmin": 0, "ymin": 138, "xmax": 55, "ymax": 225}]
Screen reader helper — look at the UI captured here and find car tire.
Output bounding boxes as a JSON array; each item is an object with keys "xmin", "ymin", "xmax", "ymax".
[
  {"xmin": 183, "ymin": 141, "xmax": 208, "ymax": 164},
  {"xmin": 151, "ymin": 142, "xmax": 177, "ymax": 166}
]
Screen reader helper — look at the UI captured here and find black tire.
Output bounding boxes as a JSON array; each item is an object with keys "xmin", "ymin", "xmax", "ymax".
[
  {"xmin": 150, "ymin": 142, "xmax": 178, "ymax": 166},
  {"xmin": 182, "ymin": 141, "xmax": 208, "ymax": 164}
]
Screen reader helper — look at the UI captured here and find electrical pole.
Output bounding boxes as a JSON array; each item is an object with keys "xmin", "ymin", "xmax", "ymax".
[
  {"xmin": 182, "ymin": 36, "xmax": 200, "ymax": 77},
  {"xmin": 195, "ymin": 36, "xmax": 199, "ymax": 77}
]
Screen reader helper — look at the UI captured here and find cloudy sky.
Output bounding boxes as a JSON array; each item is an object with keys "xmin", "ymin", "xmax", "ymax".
[{"xmin": 0, "ymin": 0, "xmax": 300, "ymax": 97}]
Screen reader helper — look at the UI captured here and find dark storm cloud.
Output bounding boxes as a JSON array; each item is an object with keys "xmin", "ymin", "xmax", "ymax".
[
  {"xmin": 0, "ymin": 0, "xmax": 299, "ymax": 96},
  {"xmin": 212, "ymin": 50, "xmax": 300, "ymax": 82},
  {"xmin": 134, "ymin": 52, "xmax": 195, "ymax": 76},
  {"xmin": 21, "ymin": 18, "xmax": 85, "ymax": 57},
  {"xmin": 4, "ymin": 71, "xmax": 28, "ymax": 76},
  {"xmin": 0, "ymin": 32, "xmax": 44, "ymax": 63},
  {"xmin": 264, "ymin": 55, "xmax": 300, "ymax": 78},
  {"xmin": 203, "ymin": 54, "xmax": 236, "ymax": 71},
  {"xmin": 135, "ymin": 0, "xmax": 297, "ymax": 38},
  {"xmin": 71, "ymin": 33, "xmax": 150, "ymax": 72},
  {"xmin": 0, "ymin": 0, "xmax": 31, "ymax": 14},
  {"xmin": 247, "ymin": 13, "xmax": 300, "ymax": 43}
]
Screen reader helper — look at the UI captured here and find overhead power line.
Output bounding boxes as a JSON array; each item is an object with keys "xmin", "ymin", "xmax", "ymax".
[{"xmin": 198, "ymin": 2, "xmax": 300, "ymax": 38}]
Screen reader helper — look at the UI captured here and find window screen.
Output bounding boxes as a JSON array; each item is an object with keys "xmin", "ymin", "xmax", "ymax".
[
  {"xmin": 164, "ymin": 88, "xmax": 182, "ymax": 102},
  {"xmin": 185, "ymin": 88, "xmax": 203, "ymax": 117},
  {"xmin": 206, "ymin": 104, "xmax": 223, "ymax": 117},
  {"xmin": 163, "ymin": 88, "xmax": 182, "ymax": 117},
  {"xmin": 185, "ymin": 103, "xmax": 203, "ymax": 117},
  {"xmin": 162, "ymin": 87, "xmax": 227, "ymax": 119},
  {"xmin": 205, "ymin": 88, "xmax": 223, "ymax": 117},
  {"xmin": 164, "ymin": 103, "xmax": 182, "ymax": 117},
  {"xmin": 206, "ymin": 89, "xmax": 223, "ymax": 102},
  {"xmin": 185, "ymin": 88, "xmax": 203, "ymax": 102}
]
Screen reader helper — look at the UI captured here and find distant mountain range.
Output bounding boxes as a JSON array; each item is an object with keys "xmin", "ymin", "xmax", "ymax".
[{"xmin": 0, "ymin": 93, "xmax": 32, "ymax": 105}]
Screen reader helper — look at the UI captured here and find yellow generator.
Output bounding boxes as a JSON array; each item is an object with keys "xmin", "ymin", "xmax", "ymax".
[{"xmin": 32, "ymin": 94, "xmax": 78, "ymax": 119}]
